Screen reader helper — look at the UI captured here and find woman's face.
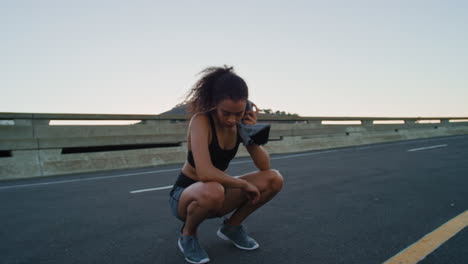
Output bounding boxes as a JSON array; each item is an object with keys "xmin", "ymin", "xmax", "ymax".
[{"xmin": 215, "ymin": 99, "xmax": 247, "ymax": 128}]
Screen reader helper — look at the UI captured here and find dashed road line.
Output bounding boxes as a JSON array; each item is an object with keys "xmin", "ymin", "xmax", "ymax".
[
  {"xmin": 128, "ymin": 148, "xmax": 389, "ymax": 194},
  {"xmin": 130, "ymin": 185, "xmax": 173, "ymax": 193},
  {"xmin": 0, "ymin": 168, "xmax": 180, "ymax": 191},
  {"xmin": 0, "ymin": 136, "xmax": 463, "ymax": 191},
  {"xmin": 130, "ymin": 176, "xmax": 243, "ymax": 194},
  {"xmin": 407, "ymin": 144, "xmax": 447, "ymax": 152}
]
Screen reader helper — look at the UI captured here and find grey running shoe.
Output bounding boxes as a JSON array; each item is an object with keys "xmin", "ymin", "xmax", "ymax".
[
  {"xmin": 216, "ymin": 222, "xmax": 259, "ymax": 250},
  {"xmin": 178, "ymin": 235, "xmax": 210, "ymax": 264}
]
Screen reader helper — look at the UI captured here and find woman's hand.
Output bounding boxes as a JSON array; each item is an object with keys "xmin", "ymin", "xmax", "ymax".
[
  {"xmin": 243, "ymin": 181, "xmax": 260, "ymax": 205},
  {"xmin": 242, "ymin": 102, "xmax": 258, "ymax": 125}
]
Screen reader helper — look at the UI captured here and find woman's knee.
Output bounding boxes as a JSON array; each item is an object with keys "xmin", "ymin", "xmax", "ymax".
[
  {"xmin": 267, "ymin": 169, "xmax": 284, "ymax": 192},
  {"xmin": 197, "ymin": 182, "xmax": 225, "ymax": 209}
]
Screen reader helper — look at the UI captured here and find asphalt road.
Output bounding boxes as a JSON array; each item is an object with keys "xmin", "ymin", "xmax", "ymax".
[{"xmin": 1, "ymin": 135, "xmax": 467, "ymax": 264}]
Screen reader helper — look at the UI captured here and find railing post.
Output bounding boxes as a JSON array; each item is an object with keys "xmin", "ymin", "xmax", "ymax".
[
  {"xmin": 405, "ymin": 119, "xmax": 417, "ymax": 127},
  {"xmin": 306, "ymin": 120, "xmax": 321, "ymax": 128},
  {"xmin": 361, "ymin": 120, "xmax": 373, "ymax": 126},
  {"xmin": 32, "ymin": 119, "xmax": 50, "ymax": 126}
]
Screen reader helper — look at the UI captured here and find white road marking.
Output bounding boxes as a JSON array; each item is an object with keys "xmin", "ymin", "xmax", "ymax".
[
  {"xmin": 0, "ymin": 135, "xmax": 464, "ymax": 192},
  {"xmin": 128, "ymin": 149, "xmax": 354, "ymax": 194},
  {"xmin": 0, "ymin": 168, "xmax": 180, "ymax": 191},
  {"xmin": 130, "ymin": 185, "xmax": 173, "ymax": 193},
  {"xmin": 129, "ymin": 140, "xmax": 454, "ymax": 194},
  {"xmin": 130, "ymin": 175, "xmax": 243, "ymax": 194},
  {"xmin": 407, "ymin": 144, "xmax": 447, "ymax": 152}
]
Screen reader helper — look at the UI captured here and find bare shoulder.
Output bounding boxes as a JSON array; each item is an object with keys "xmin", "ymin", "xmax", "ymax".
[
  {"xmin": 189, "ymin": 112, "xmax": 211, "ymax": 128},
  {"xmin": 188, "ymin": 112, "xmax": 212, "ymax": 145},
  {"xmin": 188, "ymin": 112, "xmax": 213, "ymax": 169}
]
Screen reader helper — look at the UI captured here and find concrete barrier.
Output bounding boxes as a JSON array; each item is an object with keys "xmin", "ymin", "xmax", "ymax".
[{"xmin": 1, "ymin": 112, "xmax": 467, "ymax": 180}]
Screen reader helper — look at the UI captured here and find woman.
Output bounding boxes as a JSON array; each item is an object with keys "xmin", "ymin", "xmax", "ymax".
[{"xmin": 169, "ymin": 66, "xmax": 283, "ymax": 264}]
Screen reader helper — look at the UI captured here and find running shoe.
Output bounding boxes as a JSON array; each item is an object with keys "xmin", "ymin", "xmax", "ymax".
[
  {"xmin": 216, "ymin": 222, "xmax": 259, "ymax": 250},
  {"xmin": 178, "ymin": 235, "xmax": 210, "ymax": 264}
]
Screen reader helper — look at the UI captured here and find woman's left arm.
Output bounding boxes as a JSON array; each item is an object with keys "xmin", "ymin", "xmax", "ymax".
[
  {"xmin": 242, "ymin": 102, "xmax": 270, "ymax": 170},
  {"xmin": 246, "ymin": 144, "xmax": 270, "ymax": 171}
]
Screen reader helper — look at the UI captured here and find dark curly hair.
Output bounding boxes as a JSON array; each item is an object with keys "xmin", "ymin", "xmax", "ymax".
[{"xmin": 183, "ymin": 65, "xmax": 249, "ymax": 113}]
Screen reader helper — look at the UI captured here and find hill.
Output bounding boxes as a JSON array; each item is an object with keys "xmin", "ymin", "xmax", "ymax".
[{"xmin": 159, "ymin": 103, "xmax": 299, "ymax": 117}]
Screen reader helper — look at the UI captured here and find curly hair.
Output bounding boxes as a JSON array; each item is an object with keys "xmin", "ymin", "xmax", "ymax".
[{"xmin": 183, "ymin": 65, "xmax": 249, "ymax": 113}]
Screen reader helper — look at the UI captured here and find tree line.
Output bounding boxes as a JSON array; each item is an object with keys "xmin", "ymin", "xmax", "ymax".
[{"xmin": 259, "ymin": 108, "xmax": 299, "ymax": 117}]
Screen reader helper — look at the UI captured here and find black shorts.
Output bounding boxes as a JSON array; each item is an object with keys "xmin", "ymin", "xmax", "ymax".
[
  {"xmin": 168, "ymin": 172, "xmax": 197, "ymax": 221},
  {"xmin": 168, "ymin": 172, "xmax": 223, "ymax": 221}
]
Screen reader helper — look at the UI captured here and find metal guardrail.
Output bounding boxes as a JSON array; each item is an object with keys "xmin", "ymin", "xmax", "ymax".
[
  {"xmin": 1, "ymin": 113, "xmax": 468, "ymax": 149},
  {"xmin": 1, "ymin": 112, "xmax": 468, "ymax": 180},
  {"xmin": 2, "ymin": 112, "xmax": 468, "ymax": 120}
]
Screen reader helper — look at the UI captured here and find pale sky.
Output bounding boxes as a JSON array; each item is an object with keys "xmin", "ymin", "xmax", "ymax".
[{"xmin": 1, "ymin": 0, "xmax": 467, "ymax": 117}]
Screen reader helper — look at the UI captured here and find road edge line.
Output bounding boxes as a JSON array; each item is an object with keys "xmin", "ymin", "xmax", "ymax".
[{"xmin": 383, "ymin": 210, "xmax": 468, "ymax": 264}]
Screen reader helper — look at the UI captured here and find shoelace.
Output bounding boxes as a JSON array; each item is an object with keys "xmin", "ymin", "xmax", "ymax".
[
  {"xmin": 237, "ymin": 226, "xmax": 247, "ymax": 238},
  {"xmin": 187, "ymin": 236, "xmax": 204, "ymax": 254},
  {"xmin": 227, "ymin": 225, "xmax": 249, "ymax": 241}
]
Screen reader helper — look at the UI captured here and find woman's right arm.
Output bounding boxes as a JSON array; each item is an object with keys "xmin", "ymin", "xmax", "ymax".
[{"xmin": 189, "ymin": 114, "xmax": 249, "ymax": 189}]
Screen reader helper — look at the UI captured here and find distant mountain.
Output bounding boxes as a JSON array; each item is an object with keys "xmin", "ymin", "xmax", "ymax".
[
  {"xmin": 159, "ymin": 104, "xmax": 188, "ymax": 115},
  {"xmin": 159, "ymin": 104, "xmax": 299, "ymax": 117}
]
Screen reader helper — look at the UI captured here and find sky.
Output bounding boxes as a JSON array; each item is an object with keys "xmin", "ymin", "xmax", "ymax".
[{"xmin": 1, "ymin": 0, "xmax": 467, "ymax": 117}]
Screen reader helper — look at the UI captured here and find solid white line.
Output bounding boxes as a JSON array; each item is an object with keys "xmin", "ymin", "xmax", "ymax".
[
  {"xmin": 407, "ymin": 144, "xmax": 447, "ymax": 152},
  {"xmin": 0, "ymin": 168, "xmax": 180, "ymax": 190},
  {"xmin": 128, "ymin": 150, "xmax": 347, "ymax": 194},
  {"xmin": 271, "ymin": 149, "xmax": 344, "ymax": 159},
  {"xmin": 130, "ymin": 185, "xmax": 173, "ymax": 193},
  {"xmin": 130, "ymin": 176, "xmax": 243, "ymax": 194}
]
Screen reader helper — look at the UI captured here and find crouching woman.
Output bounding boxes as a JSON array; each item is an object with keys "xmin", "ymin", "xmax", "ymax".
[{"xmin": 168, "ymin": 66, "xmax": 283, "ymax": 264}]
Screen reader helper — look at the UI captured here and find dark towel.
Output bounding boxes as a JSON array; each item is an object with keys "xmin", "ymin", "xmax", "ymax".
[{"xmin": 238, "ymin": 122, "xmax": 271, "ymax": 146}]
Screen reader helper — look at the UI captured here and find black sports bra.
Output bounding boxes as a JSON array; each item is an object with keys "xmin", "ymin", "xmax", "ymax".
[{"xmin": 187, "ymin": 112, "xmax": 241, "ymax": 171}]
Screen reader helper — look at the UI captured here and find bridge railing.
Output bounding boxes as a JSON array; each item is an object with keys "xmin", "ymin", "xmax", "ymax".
[{"xmin": 1, "ymin": 112, "xmax": 467, "ymax": 180}]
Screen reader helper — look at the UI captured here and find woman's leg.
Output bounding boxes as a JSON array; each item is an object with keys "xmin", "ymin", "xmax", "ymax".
[
  {"xmin": 177, "ymin": 181, "xmax": 225, "ymax": 236},
  {"xmin": 218, "ymin": 169, "xmax": 284, "ymax": 225}
]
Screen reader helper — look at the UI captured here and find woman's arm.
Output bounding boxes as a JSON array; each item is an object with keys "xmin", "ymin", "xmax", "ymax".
[
  {"xmin": 242, "ymin": 103, "xmax": 270, "ymax": 170},
  {"xmin": 246, "ymin": 144, "xmax": 270, "ymax": 171},
  {"xmin": 189, "ymin": 114, "xmax": 250, "ymax": 188}
]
